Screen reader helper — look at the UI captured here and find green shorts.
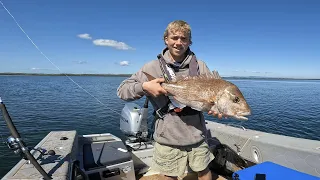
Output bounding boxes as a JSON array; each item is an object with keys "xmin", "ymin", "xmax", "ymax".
[{"xmin": 151, "ymin": 140, "xmax": 215, "ymax": 177}]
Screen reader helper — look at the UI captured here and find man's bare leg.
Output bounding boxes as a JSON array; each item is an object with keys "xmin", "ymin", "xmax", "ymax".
[{"xmin": 198, "ymin": 167, "xmax": 212, "ymax": 180}]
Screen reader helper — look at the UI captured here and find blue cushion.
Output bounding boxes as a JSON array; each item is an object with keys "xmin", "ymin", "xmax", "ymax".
[{"xmin": 232, "ymin": 161, "xmax": 319, "ymax": 180}]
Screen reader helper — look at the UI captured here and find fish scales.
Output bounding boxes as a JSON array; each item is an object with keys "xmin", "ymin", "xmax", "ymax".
[{"xmin": 163, "ymin": 77, "xmax": 232, "ymax": 102}]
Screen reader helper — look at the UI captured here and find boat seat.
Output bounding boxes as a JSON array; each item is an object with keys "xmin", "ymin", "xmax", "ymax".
[{"xmin": 83, "ymin": 141, "xmax": 132, "ymax": 170}]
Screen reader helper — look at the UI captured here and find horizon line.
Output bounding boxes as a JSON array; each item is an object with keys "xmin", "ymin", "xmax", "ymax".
[{"xmin": 0, "ymin": 72, "xmax": 319, "ymax": 80}]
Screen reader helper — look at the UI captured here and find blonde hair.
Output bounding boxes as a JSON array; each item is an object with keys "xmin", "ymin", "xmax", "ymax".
[{"xmin": 163, "ymin": 20, "xmax": 192, "ymax": 45}]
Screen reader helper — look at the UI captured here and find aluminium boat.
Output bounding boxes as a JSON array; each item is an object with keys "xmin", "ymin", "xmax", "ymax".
[{"xmin": 1, "ymin": 99, "xmax": 319, "ymax": 180}]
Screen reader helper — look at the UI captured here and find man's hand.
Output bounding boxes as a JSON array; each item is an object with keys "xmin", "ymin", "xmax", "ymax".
[
  {"xmin": 142, "ymin": 78, "xmax": 167, "ymax": 97},
  {"xmin": 208, "ymin": 111, "xmax": 228, "ymax": 119}
]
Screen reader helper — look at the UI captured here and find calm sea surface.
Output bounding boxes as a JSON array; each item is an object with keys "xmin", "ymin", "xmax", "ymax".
[{"xmin": 0, "ymin": 75, "xmax": 319, "ymax": 177}]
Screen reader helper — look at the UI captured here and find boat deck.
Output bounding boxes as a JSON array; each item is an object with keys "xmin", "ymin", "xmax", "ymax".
[
  {"xmin": 138, "ymin": 171, "xmax": 228, "ymax": 180},
  {"xmin": 2, "ymin": 130, "xmax": 229, "ymax": 180},
  {"xmin": 2, "ymin": 120, "xmax": 320, "ymax": 179},
  {"xmin": 2, "ymin": 131, "xmax": 78, "ymax": 180}
]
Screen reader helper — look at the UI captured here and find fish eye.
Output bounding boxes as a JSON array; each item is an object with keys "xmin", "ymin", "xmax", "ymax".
[{"xmin": 233, "ymin": 97, "xmax": 240, "ymax": 103}]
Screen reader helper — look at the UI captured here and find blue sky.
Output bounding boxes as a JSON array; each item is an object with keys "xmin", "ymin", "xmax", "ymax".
[{"xmin": 0, "ymin": 0, "xmax": 319, "ymax": 79}]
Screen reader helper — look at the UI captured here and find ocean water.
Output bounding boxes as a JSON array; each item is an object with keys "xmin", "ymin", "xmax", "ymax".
[{"xmin": 0, "ymin": 75, "xmax": 319, "ymax": 177}]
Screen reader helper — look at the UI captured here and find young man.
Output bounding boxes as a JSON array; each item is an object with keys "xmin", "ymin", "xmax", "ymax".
[{"xmin": 117, "ymin": 20, "xmax": 223, "ymax": 180}]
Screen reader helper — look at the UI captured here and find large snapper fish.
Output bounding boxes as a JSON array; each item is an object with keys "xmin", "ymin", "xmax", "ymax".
[{"xmin": 143, "ymin": 71, "xmax": 251, "ymax": 120}]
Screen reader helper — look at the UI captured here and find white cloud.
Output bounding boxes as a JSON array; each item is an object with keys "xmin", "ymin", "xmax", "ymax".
[
  {"xmin": 233, "ymin": 69, "xmax": 272, "ymax": 74},
  {"xmin": 77, "ymin": 33, "xmax": 92, "ymax": 40},
  {"xmin": 31, "ymin": 67, "xmax": 57, "ymax": 71},
  {"xmin": 119, "ymin": 61, "xmax": 129, "ymax": 66},
  {"xmin": 252, "ymin": 71, "xmax": 273, "ymax": 74},
  {"xmin": 93, "ymin": 39, "xmax": 135, "ymax": 50},
  {"xmin": 73, "ymin": 60, "xmax": 87, "ymax": 64}
]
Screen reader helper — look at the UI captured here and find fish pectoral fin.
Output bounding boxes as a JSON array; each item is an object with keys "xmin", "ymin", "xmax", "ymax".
[
  {"xmin": 196, "ymin": 98, "xmax": 214, "ymax": 104},
  {"xmin": 188, "ymin": 101, "xmax": 212, "ymax": 112},
  {"xmin": 171, "ymin": 96, "xmax": 215, "ymax": 112}
]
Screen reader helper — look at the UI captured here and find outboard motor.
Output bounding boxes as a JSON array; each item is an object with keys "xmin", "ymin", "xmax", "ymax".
[{"xmin": 120, "ymin": 99, "xmax": 149, "ymax": 143}]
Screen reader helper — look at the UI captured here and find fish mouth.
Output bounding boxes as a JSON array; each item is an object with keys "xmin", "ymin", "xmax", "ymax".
[
  {"xmin": 234, "ymin": 115, "xmax": 248, "ymax": 120},
  {"xmin": 237, "ymin": 111, "xmax": 251, "ymax": 116},
  {"xmin": 234, "ymin": 111, "xmax": 251, "ymax": 121}
]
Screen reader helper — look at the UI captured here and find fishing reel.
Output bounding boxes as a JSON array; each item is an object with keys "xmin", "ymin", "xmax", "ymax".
[
  {"xmin": 4, "ymin": 136, "xmax": 56, "ymax": 160},
  {"xmin": 4, "ymin": 136, "xmax": 27, "ymax": 159}
]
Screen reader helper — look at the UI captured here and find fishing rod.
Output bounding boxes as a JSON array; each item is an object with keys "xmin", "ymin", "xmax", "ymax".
[{"xmin": 0, "ymin": 97, "xmax": 52, "ymax": 180}]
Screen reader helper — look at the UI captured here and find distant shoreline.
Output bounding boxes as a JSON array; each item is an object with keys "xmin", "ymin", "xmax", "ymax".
[
  {"xmin": 0, "ymin": 72, "xmax": 131, "ymax": 77},
  {"xmin": 0, "ymin": 72, "xmax": 319, "ymax": 80}
]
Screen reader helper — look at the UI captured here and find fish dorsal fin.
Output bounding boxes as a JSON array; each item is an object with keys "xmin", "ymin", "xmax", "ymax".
[
  {"xmin": 212, "ymin": 70, "xmax": 222, "ymax": 79},
  {"xmin": 196, "ymin": 73, "xmax": 217, "ymax": 80},
  {"xmin": 174, "ymin": 72, "xmax": 221, "ymax": 82},
  {"xmin": 196, "ymin": 71, "xmax": 221, "ymax": 80}
]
